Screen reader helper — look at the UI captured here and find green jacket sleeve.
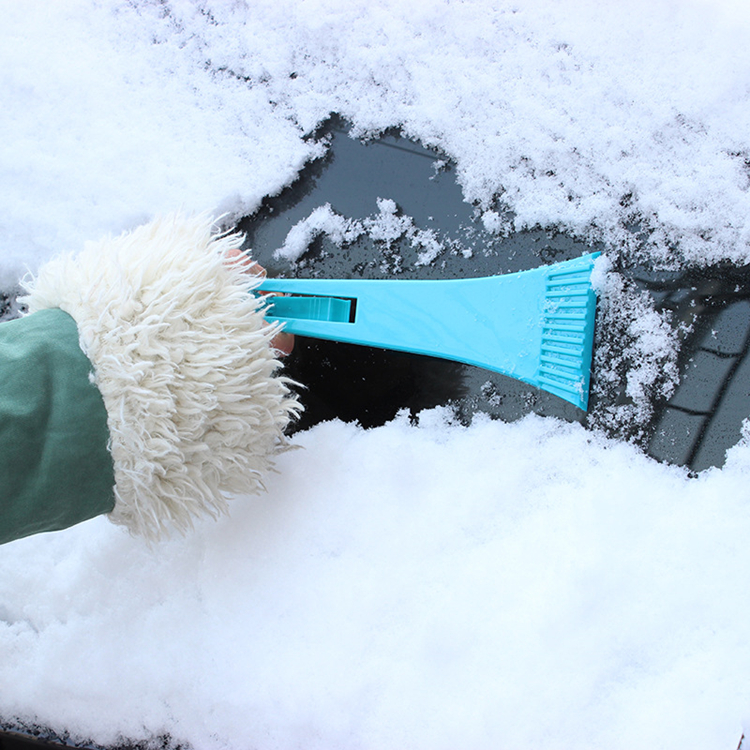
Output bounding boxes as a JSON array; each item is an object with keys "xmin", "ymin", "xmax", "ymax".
[{"xmin": 0, "ymin": 308, "xmax": 115, "ymax": 545}]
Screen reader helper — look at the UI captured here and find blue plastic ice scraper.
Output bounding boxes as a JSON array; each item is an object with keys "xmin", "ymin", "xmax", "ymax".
[{"xmin": 259, "ymin": 253, "xmax": 600, "ymax": 410}]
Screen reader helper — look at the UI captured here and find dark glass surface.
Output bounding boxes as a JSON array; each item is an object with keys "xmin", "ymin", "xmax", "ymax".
[
  {"xmin": 239, "ymin": 118, "xmax": 750, "ymax": 473},
  {"xmin": 638, "ymin": 264, "xmax": 750, "ymax": 470},
  {"xmin": 238, "ymin": 119, "xmax": 595, "ymax": 431}
]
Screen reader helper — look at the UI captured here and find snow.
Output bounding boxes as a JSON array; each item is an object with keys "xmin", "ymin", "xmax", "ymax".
[
  {"xmin": 276, "ymin": 198, "xmax": 445, "ymax": 266},
  {"xmin": 275, "ymin": 203, "xmax": 363, "ymax": 262},
  {"xmin": 589, "ymin": 258, "xmax": 681, "ymax": 440},
  {"xmin": 4, "ymin": 411, "xmax": 750, "ymax": 750},
  {"xmin": 0, "ymin": 0, "xmax": 321, "ymax": 289},
  {"xmin": 2, "ymin": 1, "xmax": 750, "ymax": 749}
]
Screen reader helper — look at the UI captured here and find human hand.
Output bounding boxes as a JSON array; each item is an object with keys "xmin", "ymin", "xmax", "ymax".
[{"xmin": 225, "ymin": 248, "xmax": 295, "ymax": 356}]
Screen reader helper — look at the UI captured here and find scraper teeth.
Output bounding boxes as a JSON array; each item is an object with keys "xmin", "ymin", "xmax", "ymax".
[{"xmin": 538, "ymin": 258, "xmax": 598, "ymax": 409}]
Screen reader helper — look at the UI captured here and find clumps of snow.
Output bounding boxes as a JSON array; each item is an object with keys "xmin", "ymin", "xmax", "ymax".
[
  {"xmin": 363, "ymin": 198, "xmax": 444, "ymax": 266},
  {"xmin": 363, "ymin": 198, "xmax": 410, "ymax": 243},
  {"xmin": 480, "ymin": 209, "xmax": 511, "ymax": 235},
  {"xmin": 275, "ymin": 198, "xmax": 446, "ymax": 267},
  {"xmin": 275, "ymin": 203, "xmax": 363, "ymax": 262},
  {"xmin": 412, "ymin": 230, "xmax": 443, "ymax": 266},
  {"xmin": 588, "ymin": 257, "xmax": 680, "ymax": 443}
]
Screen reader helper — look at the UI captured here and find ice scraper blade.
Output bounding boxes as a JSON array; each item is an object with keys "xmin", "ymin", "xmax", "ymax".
[{"xmin": 258, "ymin": 253, "xmax": 600, "ymax": 410}]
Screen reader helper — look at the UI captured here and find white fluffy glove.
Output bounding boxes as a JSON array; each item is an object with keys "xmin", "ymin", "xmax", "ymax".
[{"xmin": 23, "ymin": 214, "xmax": 300, "ymax": 540}]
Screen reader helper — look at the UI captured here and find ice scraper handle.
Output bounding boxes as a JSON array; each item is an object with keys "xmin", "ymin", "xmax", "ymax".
[{"xmin": 258, "ymin": 253, "xmax": 600, "ymax": 410}]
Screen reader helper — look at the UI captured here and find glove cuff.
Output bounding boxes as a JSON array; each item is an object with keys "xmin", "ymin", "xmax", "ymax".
[{"xmin": 24, "ymin": 214, "xmax": 299, "ymax": 540}]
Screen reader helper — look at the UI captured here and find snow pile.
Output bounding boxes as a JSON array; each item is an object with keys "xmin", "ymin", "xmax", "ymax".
[
  {"xmin": 150, "ymin": 0, "xmax": 750, "ymax": 266},
  {"xmin": 4, "ymin": 0, "xmax": 750, "ymax": 285},
  {"xmin": 0, "ymin": 1, "xmax": 320, "ymax": 288},
  {"xmin": 2, "ymin": 411, "xmax": 750, "ymax": 750}
]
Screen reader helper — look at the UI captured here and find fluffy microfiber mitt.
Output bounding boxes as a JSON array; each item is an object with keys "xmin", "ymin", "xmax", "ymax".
[{"xmin": 23, "ymin": 214, "xmax": 300, "ymax": 540}]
